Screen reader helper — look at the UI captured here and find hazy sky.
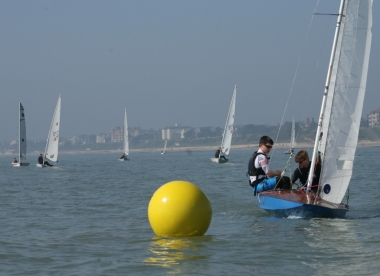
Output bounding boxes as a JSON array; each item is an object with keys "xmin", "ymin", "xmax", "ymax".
[{"xmin": 1, "ymin": 0, "xmax": 379, "ymax": 141}]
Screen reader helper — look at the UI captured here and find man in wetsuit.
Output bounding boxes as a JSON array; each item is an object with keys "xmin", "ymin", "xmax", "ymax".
[
  {"xmin": 291, "ymin": 150, "xmax": 321, "ymax": 191},
  {"xmin": 38, "ymin": 153, "xmax": 53, "ymax": 167},
  {"xmin": 215, "ymin": 147, "xmax": 227, "ymax": 161}
]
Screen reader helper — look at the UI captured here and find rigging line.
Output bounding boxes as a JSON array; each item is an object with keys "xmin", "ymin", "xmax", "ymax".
[
  {"xmin": 271, "ymin": 0, "xmax": 321, "ymax": 162},
  {"xmin": 295, "ymin": 13, "xmax": 334, "ymax": 143},
  {"xmin": 274, "ymin": 151, "xmax": 294, "ymax": 189}
]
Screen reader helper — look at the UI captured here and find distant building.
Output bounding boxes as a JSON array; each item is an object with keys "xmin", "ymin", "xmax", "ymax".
[
  {"xmin": 96, "ymin": 134, "xmax": 106, "ymax": 143},
  {"xmin": 129, "ymin": 127, "xmax": 140, "ymax": 137},
  {"xmin": 111, "ymin": 127, "xmax": 123, "ymax": 143},
  {"xmin": 171, "ymin": 129, "xmax": 185, "ymax": 140},
  {"xmin": 162, "ymin": 129, "xmax": 170, "ymax": 140},
  {"xmin": 162, "ymin": 127, "xmax": 188, "ymax": 140},
  {"xmin": 368, "ymin": 108, "xmax": 380, "ymax": 127},
  {"xmin": 69, "ymin": 136, "xmax": 78, "ymax": 145}
]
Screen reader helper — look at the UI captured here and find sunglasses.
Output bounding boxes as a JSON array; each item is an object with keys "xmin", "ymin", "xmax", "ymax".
[
  {"xmin": 297, "ymin": 159, "xmax": 305, "ymax": 164},
  {"xmin": 264, "ymin": 144, "xmax": 273, "ymax": 149}
]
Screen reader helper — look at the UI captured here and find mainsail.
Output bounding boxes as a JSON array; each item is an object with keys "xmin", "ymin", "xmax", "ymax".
[
  {"xmin": 221, "ymin": 85, "xmax": 237, "ymax": 156},
  {"xmin": 123, "ymin": 109, "xmax": 129, "ymax": 156},
  {"xmin": 45, "ymin": 94, "xmax": 61, "ymax": 163},
  {"xmin": 19, "ymin": 103, "xmax": 27, "ymax": 161},
  {"xmin": 313, "ymin": 0, "xmax": 372, "ymax": 204}
]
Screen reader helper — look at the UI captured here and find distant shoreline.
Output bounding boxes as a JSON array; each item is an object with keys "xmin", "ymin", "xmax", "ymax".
[
  {"xmin": 2, "ymin": 140, "xmax": 379, "ymax": 156},
  {"xmin": 11, "ymin": 140, "xmax": 380, "ymax": 156}
]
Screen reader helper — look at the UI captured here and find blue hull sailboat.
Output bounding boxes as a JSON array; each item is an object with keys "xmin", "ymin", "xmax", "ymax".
[{"xmin": 258, "ymin": 0, "xmax": 373, "ymax": 218}]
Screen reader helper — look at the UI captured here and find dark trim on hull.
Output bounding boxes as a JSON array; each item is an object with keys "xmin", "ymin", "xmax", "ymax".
[
  {"xmin": 258, "ymin": 189, "xmax": 348, "ymax": 218},
  {"xmin": 262, "ymin": 204, "xmax": 348, "ymax": 218}
]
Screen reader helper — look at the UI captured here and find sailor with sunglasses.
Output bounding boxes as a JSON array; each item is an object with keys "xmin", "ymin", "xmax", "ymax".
[{"xmin": 248, "ymin": 136, "xmax": 291, "ymax": 195}]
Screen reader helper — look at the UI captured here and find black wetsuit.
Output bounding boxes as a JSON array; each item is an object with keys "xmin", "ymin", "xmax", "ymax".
[
  {"xmin": 215, "ymin": 149, "xmax": 227, "ymax": 160},
  {"xmin": 291, "ymin": 162, "xmax": 320, "ymax": 190},
  {"xmin": 38, "ymin": 155, "xmax": 53, "ymax": 167}
]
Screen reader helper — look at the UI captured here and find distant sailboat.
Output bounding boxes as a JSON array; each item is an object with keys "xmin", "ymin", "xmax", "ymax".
[
  {"xmin": 210, "ymin": 85, "xmax": 237, "ymax": 163},
  {"xmin": 119, "ymin": 109, "xmax": 129, "ymax": 161},
  {"xmin": 12, "ymin": 103, "xmax": 30, "ymax": 167},
  {"xmin": 36, "ymin": 95, "xmax": 61, "ymax": 168},
  {"xmin": 161, "ymin": 139, "xmax": 167, "ymax": 155},
  {"xmin": 284, "ymin": 117, "xmax": 295, "ymax": 154}
]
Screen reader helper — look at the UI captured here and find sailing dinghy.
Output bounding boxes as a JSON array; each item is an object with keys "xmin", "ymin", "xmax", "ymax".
[
  {"xmin": 210, "ymin": 85, "xmax": 236, "ymax": 163},
  {"xmin": 36, "ymin": 95, "xmax": 61, "ymax": 168},
  {"xmin": 161, "ymin": 140, "xmax": 167, "ymax": 155},
  {"xmin": 119, "ymin": 109, "xmax": 129, "ymax": 161},
  {"xmin": 284, "ymin": 117, "xmax": 295, "ymax": 154},
  {"xmin": 258, "ymin": 0, "xmax": 372, "ymax": 218},
  {"xmin": 12, "ymin": 103, "xmax": 30, "ymax": 167}
]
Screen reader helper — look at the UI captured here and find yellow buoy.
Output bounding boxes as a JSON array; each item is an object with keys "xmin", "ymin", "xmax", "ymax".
[{"xmin": 148, "ymin": 180, "xmax": 212, "ymax": 237}]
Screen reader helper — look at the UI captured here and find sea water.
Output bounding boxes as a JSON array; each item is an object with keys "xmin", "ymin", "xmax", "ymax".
[{"xmin": 1, "ymin": 147, "xmax": 380, "ymax": 275}]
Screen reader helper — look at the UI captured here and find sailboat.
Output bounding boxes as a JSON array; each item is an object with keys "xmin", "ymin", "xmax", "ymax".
[
  {"xmin": 36, "ymin": 94, "xmax": 61, "ymax": 168},
  {"xmin": 12, "ymin": 103, "xmax": 30, "ymax": 167},
  {"xmin": 284, "ymin": 117, "xmax": 295, "ymax": 154},
  {"xmin": 119, "ymin": 109, "xmax": 129, "ymax": 161},
  {"xmin": 258, "ymin": 0, "xmax": 372, "ymax": 218},
  {"xmin": 210, "ymin": 85, "xmax": 237, "ymax": 163},
  {"xmin": 161, "ymin": 139, "xmax": 167, "ymax": 155}
]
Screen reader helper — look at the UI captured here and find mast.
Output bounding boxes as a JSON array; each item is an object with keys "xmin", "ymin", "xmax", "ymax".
[
  {"xmin": 18, "ymin": 102, "xmax": 21, "ymax": 162},
  {"xmin": 307, "ymin": 0, "xmax": 345, "ymax": 190}
]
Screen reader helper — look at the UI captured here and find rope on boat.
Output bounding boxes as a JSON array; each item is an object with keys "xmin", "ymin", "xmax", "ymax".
[{"xmin": 274, "ymin": 150, "xmax": 294, "ymax": 189}]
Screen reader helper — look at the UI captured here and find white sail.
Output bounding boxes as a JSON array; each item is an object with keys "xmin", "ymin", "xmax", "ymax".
[
  {"xmin": 162, "ymin": 139, "xmax": 167, "ymax": 154},
  {"xmin": 19, "ymin": 103, "xmax": 27, "ymax": 162},
  {"xmin": 285, "ymin": 117, "xmax": 296, "ymax": 153},
  {"xmin": 220, "ymin": 85, "xmax": 237, "ymax": 156},
  {"xmin": 123, "ymin": 108, "xmax": 129, "ymax": 156},
  {"xmin": 45, "ymin": 94, "xmax": 61, "ymax": 163},
  {"xmin": 290, "ymin": 117, "xmax": 295, "ymax": 150},
  {"xmin": 311, "ymin": 0, "xmax": 372, "ymax": 204}
]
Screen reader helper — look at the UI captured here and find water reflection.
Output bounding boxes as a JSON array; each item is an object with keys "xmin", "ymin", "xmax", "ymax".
[{"xmin": 144, "ymin": 236, "xmax": 212, "ymax": 272}]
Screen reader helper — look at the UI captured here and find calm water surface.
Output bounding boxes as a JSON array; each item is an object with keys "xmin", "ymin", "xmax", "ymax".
[{"xmin": 1, "ymin": 147, "xmax": 380, "ymax": 275}]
